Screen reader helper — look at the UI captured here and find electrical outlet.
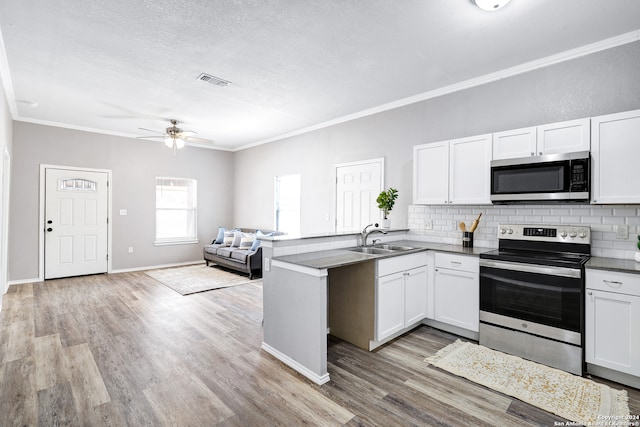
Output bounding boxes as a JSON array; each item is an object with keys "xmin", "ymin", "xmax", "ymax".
[
  {"xmin": 264, "ymin": 258, "xmax": 270, "ymax": 272},
  {"xmin": 128, "ymin": 247, "xmax": 134, "ymax": 253},
  {"xmin": 615, "ymin": 225, "xmax": 629, "ymax": 239},
  {"xmin": 424, "ymin": 219, "xmax": 433, "ymax": 230}
]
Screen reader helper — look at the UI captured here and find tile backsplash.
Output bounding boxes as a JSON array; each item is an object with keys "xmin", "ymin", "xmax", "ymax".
[{"xmin": 408, "ymin": 204, "xmax": 640, "ymax": 260}]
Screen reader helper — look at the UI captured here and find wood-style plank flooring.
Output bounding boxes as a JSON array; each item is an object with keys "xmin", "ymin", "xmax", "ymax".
[{"xmin": 0, "ymin": 270, "xmax": 638, "ymax": 426}]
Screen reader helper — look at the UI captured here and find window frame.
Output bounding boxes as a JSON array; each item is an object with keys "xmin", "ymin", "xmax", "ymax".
[{"xmin": 154, "ymin": 176, "xmax": 199, "ymax": 246}]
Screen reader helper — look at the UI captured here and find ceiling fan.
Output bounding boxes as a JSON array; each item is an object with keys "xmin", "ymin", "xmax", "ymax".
[{"xmin": 136, "ymin": 119, "xmax": 214, "ymax": 153}]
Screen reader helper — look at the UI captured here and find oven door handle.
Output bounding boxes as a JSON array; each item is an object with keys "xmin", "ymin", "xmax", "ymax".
[{"xmin": 479, "ymin": 259, "xmax": 582, "ymax": 279}]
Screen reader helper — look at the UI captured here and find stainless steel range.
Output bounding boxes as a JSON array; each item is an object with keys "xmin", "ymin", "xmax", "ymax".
[{"xmin": 479, "ymin": 224, "xmax": 591, "ymax": 375}]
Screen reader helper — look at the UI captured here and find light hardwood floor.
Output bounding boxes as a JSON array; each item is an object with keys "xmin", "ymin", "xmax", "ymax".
[{"xmin": 0, "ymin": 270, "xmax": 638, "ymax": 426}]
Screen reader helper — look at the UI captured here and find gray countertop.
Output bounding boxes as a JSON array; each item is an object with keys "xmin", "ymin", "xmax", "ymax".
[
  {"xmin": 586, "ymin": 256, "xmax": 640, "ymax": 275},
  {"xmin": 272, "ymin": 240, "xmax": 494, "ymax": 270}
]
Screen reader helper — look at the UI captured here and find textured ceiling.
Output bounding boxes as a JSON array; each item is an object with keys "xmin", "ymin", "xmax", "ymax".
[{"xmin": 0, "ymin": 0, "xmax": 639, "ymax": 150}]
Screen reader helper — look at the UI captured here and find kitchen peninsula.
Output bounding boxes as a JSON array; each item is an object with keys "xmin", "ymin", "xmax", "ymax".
[{"xmin": 259, "ymin": 230, "xmax": 489, "ymax": 385}]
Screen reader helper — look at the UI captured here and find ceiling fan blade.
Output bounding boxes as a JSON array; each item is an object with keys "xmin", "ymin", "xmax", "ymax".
[
  {"xmin": 136, "ymin": 135, "xmax": 165, "ymax": 139},
  {"xmin": 138, "ymin": 127, "xmax": 166, "ymax": 135},
  {"xmin": 179, "ymin": 130, "xmax": 196, "ymax": 137},
  {"xmin": 185, "ymin": 136, "xmax": 215, "ymax": 144}
]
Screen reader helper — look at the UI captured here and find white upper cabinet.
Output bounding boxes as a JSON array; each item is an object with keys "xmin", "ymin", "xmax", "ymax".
[
  {"xmin": 537, "ymin": 118, "xmax": 590, "ymax": 155},
  {"xmin": 492, "ymin": 118, "xmax": 590, "ymax": 160},
  {"xmin": 413, "ymin": 141, "xmax": 449, "ymax": 205},
  {"xmin": 591, "ymin": 109, "xmax": 640, "ymax": 204},
  {"xmin": 414, "ymin": 134, "xmax": 491, "ymax": 205},
  {"xmin": 449, "ymin": 135, "xmax": 492, "ymax": 204},
  {"xmin": 492, "ymin": 127, "xmax": 537, "ymax": 160}
]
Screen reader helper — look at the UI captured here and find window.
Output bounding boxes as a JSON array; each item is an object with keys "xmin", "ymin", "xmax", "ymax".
[
  {"xmin": 155, "ymin": 177, "xmax": 198, "ymax": 245},
  {"xmin": 274, "ymin": 174, "xmax": 300, "ymax": 235}
]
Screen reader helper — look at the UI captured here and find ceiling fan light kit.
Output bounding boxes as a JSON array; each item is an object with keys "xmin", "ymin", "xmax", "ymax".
[
  {"xmin": 474, "ymin": 0, "xmax": 511, "ymax": 11},
  {"xmin": 137, "ymin": 119, "xmax": 214, "ymax": 152}
]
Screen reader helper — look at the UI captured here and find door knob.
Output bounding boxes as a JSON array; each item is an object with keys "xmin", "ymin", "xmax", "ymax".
[
  {"xmin": 47, "ymin": 220, "xmax": 53, "ymax": 224},
  {"xmin": 46, "ymin": 228, "xmax": 53, "ymax": 232}
]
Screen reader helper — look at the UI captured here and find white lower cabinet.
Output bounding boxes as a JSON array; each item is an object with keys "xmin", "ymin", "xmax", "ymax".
[
  {"xmin": 434, "ymin": 253, "xmax": 479, "ymax": 332},
  {"xmin": 585, "ymin": 269, "xmax": 640, "ymax": 377},
  {"xmin": 376, "ymin": 253, "xmax": 428, "ymax": 341}
]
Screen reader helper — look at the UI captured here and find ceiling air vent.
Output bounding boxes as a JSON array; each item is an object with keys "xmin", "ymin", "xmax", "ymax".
[{"xmin": 197, "ymin": 73, "xmax": 231, "ymax": 87}]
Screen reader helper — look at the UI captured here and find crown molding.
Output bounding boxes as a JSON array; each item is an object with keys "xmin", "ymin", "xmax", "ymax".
[{"xmin": 239, "ymin": 29, "xmax": 640, "ymax": 152}]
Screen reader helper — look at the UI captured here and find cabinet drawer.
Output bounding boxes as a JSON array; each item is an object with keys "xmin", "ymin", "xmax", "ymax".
[
  {"xmin": 586, "ymin": 269, "xmax": 640, "ymax": 297},
  {"xmin": 378, "ymin": 252, "xmax": 428, "ymax": 277},
  {"xmin": 435, "ymin": 252, "xmax": 478, "ymax": 273}
]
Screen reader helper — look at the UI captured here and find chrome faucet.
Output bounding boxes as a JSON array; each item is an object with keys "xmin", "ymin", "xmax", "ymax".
[{"xmin": 361, "ymin": 223, "xmax": 387, "ymax": 246}]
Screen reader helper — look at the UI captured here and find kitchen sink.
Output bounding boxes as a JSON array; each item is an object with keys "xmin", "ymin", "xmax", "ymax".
[
  {"xmin": 349, "ymin": 247, "xmax": 394, "ymax": 255},
  {"xmin": 376, "ymin": 244, "xmax": 415, "ymax": 251},
  {"xmin": 348, "ymin": 245, "xmax": 416, "ymax": 255}
]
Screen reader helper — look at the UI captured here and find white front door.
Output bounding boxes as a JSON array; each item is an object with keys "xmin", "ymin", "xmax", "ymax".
[
  {"xmin": 335, "ymin": 159, "xmax": 383, "ymax": 233},
  {"xmin": 44, "ymin": 168, "xmax": 109, "ymax": 279}
]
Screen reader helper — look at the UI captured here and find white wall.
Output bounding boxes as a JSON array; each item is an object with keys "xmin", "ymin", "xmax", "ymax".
[
  {"xmin": 233, "ymin": 41, "xmax": 640, "ymax": 236},
  {"xmin": 0, "ymin": 64, "xmax": 12, "ymax": 298},
  {"xmin": 9, "ymin": 123, "xmax": 234, "ymax": 282}
]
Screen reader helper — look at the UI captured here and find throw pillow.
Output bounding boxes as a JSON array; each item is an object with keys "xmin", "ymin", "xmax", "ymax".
[
  {"xmin": 239, "ymin": 233, "xmax": 255, "ymax": 250},
  {"xmin": 231, "ymin": 230, "xmax": 243, "ymax": 247},
  {"xmin": 251, "ymin": 229, "xmax": 275, "ymax": 251},
  {"xmin": 223, "ymin": 230, "xmax": 235, "ymax": 246},
  {"xmin": 213, "ymin": 227, "xmax": 226, "ymax": 244}
]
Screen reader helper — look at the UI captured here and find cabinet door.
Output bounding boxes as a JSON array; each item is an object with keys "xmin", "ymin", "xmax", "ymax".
[
  {"xmin": 492, "ymin": 127, "xmax": 537, "ymax": 160},
  {"xmin": 413, "ymin": 141, "xmax": 449, "ymax": 204},
  {"xmin": 536, "ymin": 118, "xmax": 590, "ymax": 155},
  {"xmin": 404, "ymin": 266, "xmax": 428, "ymax": 325},
  {"xmin": 377, "ymin": 272, "xmax": 405, "ymax": 340},
  {"xmin": 585, "ymin": 289, "xmax": 640, "ymax": 376},
  {"xmin": 434, "ymin": 268, "xmax": 479, "ymax": 332},
  {"xmin": 591, "ymin": 109, "xmax": 640, "ymax": 204},
  {"xmin": 449, "ymin": 134, "xmax": 492, "ymax": 205}
]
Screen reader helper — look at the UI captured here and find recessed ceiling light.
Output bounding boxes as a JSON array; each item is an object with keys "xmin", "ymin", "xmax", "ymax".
[
  {"xmin": 474, "ymin": 0, "xmax": 511, "ymax": 11},
  {"xmin": 16, "ymin": 100, "xmax": 39, "ymax": 108}
]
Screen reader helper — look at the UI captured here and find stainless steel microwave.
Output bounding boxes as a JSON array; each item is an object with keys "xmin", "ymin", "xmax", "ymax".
[{"xmin": 490, "ymin": 151, "xmax": 590, "ymax": 203}]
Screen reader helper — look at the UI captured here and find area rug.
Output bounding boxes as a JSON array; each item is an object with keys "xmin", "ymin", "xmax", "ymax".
[
  {"xmin": 145, "ymin": 264, "xmax": 257, "ymax": 295},
  {"xmin": 425, "ymin": 340, "xmax": 630, "ymax": 426}
]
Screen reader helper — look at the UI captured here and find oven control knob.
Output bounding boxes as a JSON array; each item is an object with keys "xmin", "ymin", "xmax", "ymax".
[
  {"xmin": 507, "ymin": 228, "xmax": 513, "ymax": 234},
  {"xmin": 569, "ymin": 231, "xmax": 577, "ymax": 238},
  {"xmin": 560, "ymin": 231, "xmax": 568, "ymax": 238},
  {"xmin": 578, "ymin": 231, "xmax": 587, "ymax": 238},
  {"xmin": 500, "ymin": 228, "xmax": 506, "ymax": 234}
]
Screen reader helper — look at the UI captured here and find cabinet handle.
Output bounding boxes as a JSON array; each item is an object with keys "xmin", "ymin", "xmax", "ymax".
[
  {"xmin": 588, "ymin": 291, "xmax": 593, "ymax": 296},
  {"xmin": 530, "ymin": 152, "xmax": 534, "ymax": 156},
  {"xmin": 603, "ymin": 280, "xmax": 623, "ymax": 287},
  {"xmin": 450, "ymin": 261, "xmax": 462, "ymax": 265}
]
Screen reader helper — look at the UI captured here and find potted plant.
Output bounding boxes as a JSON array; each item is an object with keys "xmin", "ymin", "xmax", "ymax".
[
  {"xmin": 377, "ymin": 187, "xmax": 398, "ymax": 229},
  {"xmin": 635, "ymin": 235, "xmax": 640, "ymax": 263}
]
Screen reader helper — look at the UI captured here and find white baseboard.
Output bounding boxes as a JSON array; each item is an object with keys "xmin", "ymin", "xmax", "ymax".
[
  {"xmin": 261, "ymin": 342, "xmax": 330, "ymax": 386},
  {"xmin": 111, "ymin": 260, "xmax": 204, "ymax": 274},
  {"xmin": 7, "ymin": 277, "xmax": 40, "ymax": 286},
  {"xmin": 7, "ymin": 260, "xmax": 205, "ymax": 287}
]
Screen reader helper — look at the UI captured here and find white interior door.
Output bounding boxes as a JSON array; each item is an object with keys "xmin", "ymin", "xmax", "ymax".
[
  {"xmin": 335, "ymin": 159, "xmax": 383, "ymax": 233},
  {"xmin": 44, "ymin": 168, "xmax": 109, "ymax": 279}
]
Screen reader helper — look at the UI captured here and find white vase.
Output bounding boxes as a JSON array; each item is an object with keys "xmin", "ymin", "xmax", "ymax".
[
  {"xmin": 380, "ymin": 218, "xmax": 391, "ymax": 229},
  {"xmin": 635, "ymin": 251, "xmax": 640, "ymax": 263}
]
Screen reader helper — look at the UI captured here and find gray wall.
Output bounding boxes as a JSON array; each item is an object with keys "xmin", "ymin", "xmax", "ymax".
[
  {"xmin": 233, "ymin": 41, "xmax": 640, "ymax": 234},
  {"xmin": 9, "ymin": 123, "xmax": 233, "ymax": 281}
]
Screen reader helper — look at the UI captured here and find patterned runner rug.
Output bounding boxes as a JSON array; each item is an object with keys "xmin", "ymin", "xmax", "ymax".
[
  {"xmin": 425, "ymin": 340, "xmax": 630, "ymax": 426},
  {"xmin": 145, "ymin": 264, "xmax": 257, "ymax": 295}
]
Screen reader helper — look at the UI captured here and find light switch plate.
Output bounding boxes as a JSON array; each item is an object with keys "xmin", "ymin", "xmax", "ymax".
[
  {"xmin": 615, "ymin": 224, "xmax": 629, "ymax": 239},
  {"xmin": 119, "ymin": 209, "xmax": 127, "ymax": 216},
  {"xmin": 424, "ymin": 219, "xmax": 433, "ymax": 230}
]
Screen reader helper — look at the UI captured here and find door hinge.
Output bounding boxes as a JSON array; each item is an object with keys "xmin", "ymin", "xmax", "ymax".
[
  {"xmin": 106, "ymin": 254, "xmax": 109, "ymax": 261},
  {"xmin": 107, "ymin": 217, "xmax": 109, "ymax": 224}
]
